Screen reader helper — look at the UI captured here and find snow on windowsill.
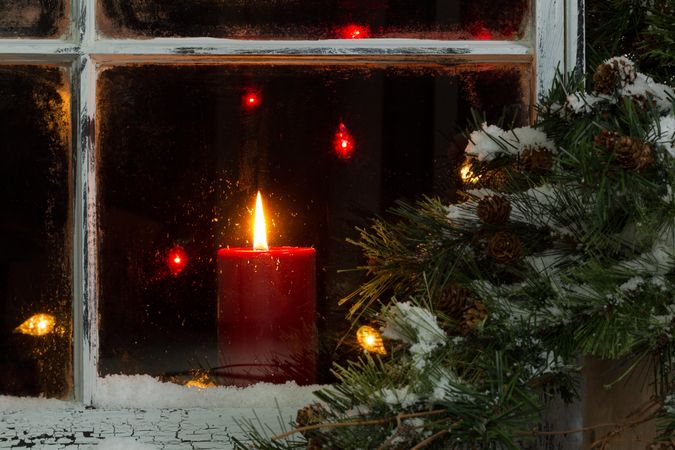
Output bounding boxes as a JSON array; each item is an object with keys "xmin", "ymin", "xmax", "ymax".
[
  {"xmin": 1, "ymin": 375, "xmax": 323, "ymax": 411},
  {"xmin": 95, "ymin": 375, "xmax": 323, "ymax": 409}
]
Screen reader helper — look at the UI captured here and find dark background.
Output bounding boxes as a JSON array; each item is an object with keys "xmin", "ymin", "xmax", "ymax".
[{"xmin": 0, "ymin": 66, "xmax": 72, "ymax": 397}]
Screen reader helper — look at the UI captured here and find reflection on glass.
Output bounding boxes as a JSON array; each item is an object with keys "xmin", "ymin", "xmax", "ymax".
[
  {"xmin": 0, "ymin": 66, "xmax": 72, "ymax": 397},
  {"xmin": 97, "ymin": 63, "xmax": 529, "ymax": 384},
  {"xmin": 0, "ymin": 0, "xmax": 68, "ymax": 38},
  {"xmin": 98, "ymin": 0, "xmax": 530, "ymax": 40}
]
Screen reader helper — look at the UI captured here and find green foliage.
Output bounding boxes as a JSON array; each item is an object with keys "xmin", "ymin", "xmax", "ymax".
[{"xmin": 586, "ymin": 0, "xmax": 675, "ymax": 82}]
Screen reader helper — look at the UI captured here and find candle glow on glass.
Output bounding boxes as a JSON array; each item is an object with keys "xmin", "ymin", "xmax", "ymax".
[
  {"xmin": 357, "ymin": 325, "xmax": 387, "ymax": 355},
  {"xmin": 185, "ymin": 372, "xmax": 216, "ymax": 389},
  {"xmin": 14, "ymin": 313, "xmax": 56, "ymax": 336},
  {"xmin": 253, "ymin": 191, "xmax": 269, "ymax": 251}
]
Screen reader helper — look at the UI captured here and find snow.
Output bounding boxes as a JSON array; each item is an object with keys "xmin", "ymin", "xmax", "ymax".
[
  {"xmin": 566, "ymin": 92, "xmax": 612, "ymax": 114},
  {"xmin": 379, "ymin": 386, "xmax": 418, "ymax": 409},
  {"xmin": 465, "ymin": 123, "xmax": 509, "ymax": 161},
  {"xmin": 618, "ymin": 276, "xmax": 645, "ymax": 293},
  {"xmin": 510, "ymin": 184, "xmax": 558, "ymax": 225},
  {"xmin": 0, "ymin": 395, "xmax": 73, "ymax": 411},
  {"xmin": 620, "ymin": 231, "xmax": 675, "ymax": 276},
  {"xmin": 621, "ymin": 73, "xmax": 675, "ymax": 112},
  {"xmin": 428, "ymin": 369, "xmax": 466, "ymax": 403},
  {"xmin": 655, "ymin": 114, "xmax": 675, "ymax": 157},
  {"xmin": 382, "ymin": 302, "xmax": 446, "ymax": 370},
  {"xmin": 525, "ymin": 253, "xmax": 562, "ymax": 276},
  {"xmin": 382, "ymin": 302, "xmax": 446, "ymax": 348},
  {"xmin": 91, "ymin": 438, "xmax": 157, "ymax": 450},
  {"xmin": 466, "ymin": 188, "xmax": 498, "ymax": 199},
  {"xmin": 446, "ymin": 203, "xmax": 476, "ymax": 222},
  {"xmin": 465, "ymin": 124, "xmax": 555, "ymax": 162},
  {"xmin": 94, "ymin": 375, "xmax": 322, "ymax": 409}
]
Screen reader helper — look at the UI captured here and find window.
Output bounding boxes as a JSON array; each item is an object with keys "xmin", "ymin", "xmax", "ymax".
[{"xmin": 0, "ymin": 0, "xmax": 582, "ymax": 403}]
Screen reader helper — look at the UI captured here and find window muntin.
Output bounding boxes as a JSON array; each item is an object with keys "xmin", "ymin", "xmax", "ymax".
[
  {"xmin": 0, "ymin": 65, "xmax": 72, "ymax": 397},
  {"xmin": 95, "ymin": 63, "xmax": 530, "ymax": 384},
  {"xmin": 0, "ymin": 1, "xmax": 69, "ymax": 38},
  {"xmin": 97, "ymin": 0, "xmax": 530, "ymax": 40}
]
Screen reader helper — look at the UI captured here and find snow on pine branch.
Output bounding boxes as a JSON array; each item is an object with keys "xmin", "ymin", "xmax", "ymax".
[
  {"xmin": 381, "ymin": 301, "xmax": 446, "ymax": 370},
  {"xmin": 465, "ymin": 124, "xmax": 556, "ymax": 162},
  {"xmin": 653, "ymin": 114, "xmax": 675, "ymax": 158},
  {"xmin": 561, "ymin": 57, "xmax": 674, "ymax": 115}
]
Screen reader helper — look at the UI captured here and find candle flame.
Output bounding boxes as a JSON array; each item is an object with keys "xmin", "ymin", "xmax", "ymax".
[
  {"xmin": 253, "ymin": 191, "xmax": 269, "ymax": 251},
  {"xmin": 14, "ymin": 313, "xmax": 56, "ymax": 336},
  {"xmin": 357, "ymin": 325, "xmax": 387, "ymax": 355}
]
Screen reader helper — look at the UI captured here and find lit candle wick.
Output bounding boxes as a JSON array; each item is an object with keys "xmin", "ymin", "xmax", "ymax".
[{"xmin": 253, "ymin": 191, "xmax": 269, "ymax": 251}]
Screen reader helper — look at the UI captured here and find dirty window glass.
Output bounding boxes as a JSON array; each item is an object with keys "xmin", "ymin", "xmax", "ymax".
[
  {"xmin": 96, "ymin": 63, "xmax": 530, "ymax": 386},
  {"xmin": 0, "ymin": 66, "xmax": 72, "ymax": 398},
  {"xmin": 0, "ymin": 0, "xmax": 69, "ymax": 38},
  {"xmin": 97, "ymin": 0, "xmax": 530, "ymax": 40}
]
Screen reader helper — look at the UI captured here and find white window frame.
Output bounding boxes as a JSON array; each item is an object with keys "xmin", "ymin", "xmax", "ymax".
[{"xmin": 0, "ymin": 0, "xmax": 583, "ymax": 405}]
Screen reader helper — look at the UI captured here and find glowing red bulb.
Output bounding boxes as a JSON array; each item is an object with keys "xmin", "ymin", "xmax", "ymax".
[
  {"xmin": 341, "ymin": 24, "xmax": 370, "ymax": 39},
  {"xmin": 167, "ymin": 246, "xmax": 187, "ymax": 276},
  {"xmin": 471, "ymin": 22, "xmax": 493, "ymax": 40},
  {"xmin": 243, "ymin": 92, "xmax": 261, "ymax": 109},
  {"xmin": 333, "ymin": 123, "xmax": 355, "ymax": 160}
]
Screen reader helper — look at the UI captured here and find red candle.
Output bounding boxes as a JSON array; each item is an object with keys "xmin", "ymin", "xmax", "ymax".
[{"xmin": 217, "ymin": 192, "xmax": 317, "ymax": 386}]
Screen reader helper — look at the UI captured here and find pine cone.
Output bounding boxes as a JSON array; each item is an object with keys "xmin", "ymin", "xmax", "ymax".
[
  {"xmin": 593, "ymin": 58, "xmax": 637, "ymax": 95},
  {"xmin": 459, "ymin": 301, "xmax": 488, "ymax": 335},
  {"xmin": 487, "ymin": 231, "xmax": 522, "ymax": 264},
  {"xmin": 296, "ymin": 403, "xmax": 328, "ymax": 438},
  {"xmin": 482, "ymin": 168, "xmax": 509, "ymax": 191},
  {"xmin": 437, "ymin": 283, "xmax": 474, "ymax": 320},
  {"xmin": 632, "ymin": 94, "xmax": 658, "ymax": 110},
  {"xmin": 476, "ymin": 195, "xmax": 512, "ymax": 225},
  {"xmin": 519, "ymin": 146, "xmax": 553, "ymax": 173},
  {"xmin": 614, "ymin": 136, "xmax": 654, "ymax": 171},
  {"xmin": 594, "ymin": 129, "xmax": 620, "ymax": 149}
]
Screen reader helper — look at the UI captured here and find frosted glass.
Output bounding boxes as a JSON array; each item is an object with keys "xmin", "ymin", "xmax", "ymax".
[
  {"xmin": 0, "ymin": 66, "xmax": 72, "ymax": 398},
  {"xmin": 98, "ymin": 0, "xmax": 529, "ymax": 40}
]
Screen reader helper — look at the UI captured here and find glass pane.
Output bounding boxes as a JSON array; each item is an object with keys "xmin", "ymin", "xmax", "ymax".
[
  {"xmin": 0, "ymin": 66, "xmax": 72, "ymax": 397},
  {"xmin": 97, "ymin": 63, "xmax": 530, "ymax": 386},
  {"xmin": 0, "ymin": 0, "xmax": 68, "ymax": 38},
  {"xmin": 97, "ymin": 0, "xmax": 530, "ymax": 40}
]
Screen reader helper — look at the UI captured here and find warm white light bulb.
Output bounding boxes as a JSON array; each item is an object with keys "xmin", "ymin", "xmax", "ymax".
[{"xmin": 253, "ymin": 191, "xmax": 269, "ymax": 251}]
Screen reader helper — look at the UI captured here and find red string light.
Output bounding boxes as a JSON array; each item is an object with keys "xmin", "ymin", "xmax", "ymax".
[
  {"xmin": 341, "ymin": 24, "xmax": 370, "ymax": 39},
  {"xmin": 333, "ymin": 122, "xmax": 355, "ymax": 160},
  {"xmin": 242, "ymin": 92, "xmax": 261, "ymax": 109},
  {"xmin": 167, "ymin": 245, "xmax": 187, "ymax": 276},
  {"xmin": 471, "ymin": 22, "xmax": 493, "ymax": 40}
]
